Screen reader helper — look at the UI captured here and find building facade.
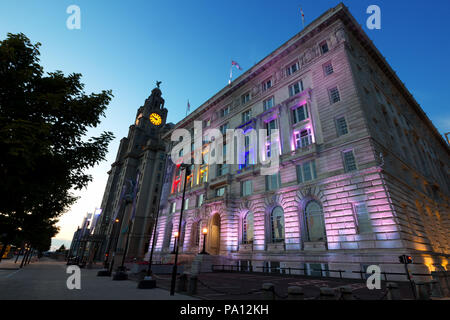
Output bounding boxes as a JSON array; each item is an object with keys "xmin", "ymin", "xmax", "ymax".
[
  {"xmin": 151, "ymin": 4, "xmax": 449, "ymax": 278},
  {"xmin": 93, "ymin": 85, "xmax": 173, "ymax": 266}
]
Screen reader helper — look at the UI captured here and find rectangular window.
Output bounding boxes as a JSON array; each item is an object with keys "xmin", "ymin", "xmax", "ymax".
[
  {"xmin": 289, "ymin": 80, "xmax": 304, "ymax": 97},
  {"xmin": 296, "ymin": 160, "xmax": 317, "ymax": 183},
  {"xmin": 320, "ymin": 41, "xmax": 329, "ymax": 54},
  {"xmin": 262, "ymin": 79, "xmax": 272, "ymax": 92},
  {"xmin": 292, "ymin": 104, "xmax": 309, "ymax": 123},
  {"xmin": 220, "ymin": 123, "xmax": 229, "ymax": 135},
  {"xmin": 241, "ymin": 92, "xmax": 250, "ymax": 105},
  {"xmin": 354, "ymin": 204, "xmax": 372, "ymax": 233},
  {"xmin": 266, "ymin": 173, "xmax": 280, "ymax": 191},
  {"xmin": 171, "ymin": 202, "xmax": 176, "ymax": 213},
  {"xmin": 263, "ymin": 96, "xmax": 274, "ymax": 111},
  {"xmin": 336, "ymin": 116, "xmax": 348, "ymax": 136},
  {"xmin": 294, "ymin": 128, "xmax": 313, "ymax": 149},
  {"xmin": 199, "ymin": 165, "xmax": 208, "ymax": 183},
  {"xmin": 242, "ymin": 180, "xmax": 253, "ymax": 197},
  {"xmin": 323, "ymin": 62, "xmax": 334, "ymax": 76},
  {"xmin": 343, "ymin": 150, "xmax": 357, "ymax": 172},
  {"xmin": 286, "ymin": 62, "xmax": 299, "ymax": 76},
  {"xmin": 183, "ymin": 198, "xmax": 189, "ymax": 210},
  {"xmin": 197, "ymin": 194, "xmax": 204, "ymax": 207},
  {"xmin": 242, "ymin": 110, "xmax": 251, "ymax": 123},
  {"xmin": 329, "ymin": 87, "xmax": 340, "ymax": 103},
  {"xmin": 203, "ymin": 118, "xmax": 211, "ymax": 128},
  {"xmin": 220, "ymin": 105, "xmax": 230, "ymax": 117},
  {"xmin": 216, "ymin": 187, "xmax": 225, "ymax": 197},
  {"xmin": 266, "ymin": 119, "xmax": 277, "ymax": 136},
  {"xmin": 217, "ymin": 164, "xmax": 228, "ymax": 176}
]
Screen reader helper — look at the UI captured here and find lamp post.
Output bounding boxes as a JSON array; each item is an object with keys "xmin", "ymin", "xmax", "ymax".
[
  {"xmin": 200, "ymin": 227, "xmax": 209, "ymax": 255},
  {"xmin": 171, "ymin": 232, "xmax": 179, "ymax": 254},
  {"xmin": 169, "ymin": 163, "xmax": 190, "ymax": 296}
]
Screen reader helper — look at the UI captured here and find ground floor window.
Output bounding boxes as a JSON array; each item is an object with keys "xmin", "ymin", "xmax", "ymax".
[{"xmin": 305, "ymin": 201, "xmax": 326, "ymax": 242}]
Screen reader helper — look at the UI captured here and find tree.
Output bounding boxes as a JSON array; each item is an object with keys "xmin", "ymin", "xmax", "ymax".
[
  {"xmin": 0, "ymin": 33, "xmax": 114, "ymax": 260},
  {"xmin": 57, "ymin": 244, "xmax": 66, "ymax": 252}
]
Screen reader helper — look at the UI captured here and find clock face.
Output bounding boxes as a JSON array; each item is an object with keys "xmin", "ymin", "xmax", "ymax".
[{"xmin": 149, "ymin": 113, "xmax": 162, "ymax": 126}]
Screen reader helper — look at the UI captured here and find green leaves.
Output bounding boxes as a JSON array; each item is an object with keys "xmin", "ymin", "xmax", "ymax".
[{"xmin": 0, "ymin": 33, "xmax": 115, "ymax": 252}]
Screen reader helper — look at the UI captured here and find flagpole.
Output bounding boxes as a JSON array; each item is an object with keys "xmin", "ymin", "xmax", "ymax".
[
  {"xmin": 229, "ymin": 60, "xmax": 233, "ymax": 85},
  {"xmin": 300, "ymin": 7, "xmax": 305, "ymax": 29}
]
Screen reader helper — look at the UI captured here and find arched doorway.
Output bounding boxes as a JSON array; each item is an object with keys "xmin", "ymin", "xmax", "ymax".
[{"xmin": 209, "ymin": 213, "xmax": 221, "ymax": 255}]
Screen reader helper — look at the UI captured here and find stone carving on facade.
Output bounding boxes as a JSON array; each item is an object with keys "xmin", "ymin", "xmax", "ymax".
[
  {"xmin": 251, "ymin": 85, "xmax": 260, "ymax": 97},
  {"xmin": 297, "ymin": 185, "xmax": 326, "ymax": 205},
  {"xmin": 335, "ymin": 28, "xmax": 346, "ymax": 43},
  {"xmin": 143, "ymin": 86, "xmax": 165, "ymax": 118}
]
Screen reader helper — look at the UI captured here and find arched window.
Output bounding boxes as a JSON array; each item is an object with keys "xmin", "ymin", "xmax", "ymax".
[
  {"xmin": 242, "ymin": 212, "xmax": 254, "ymax": 244},
  {"xmin": 305, "ymin": 201, "xmax": 326, "ymax": 242},
  {"xmin": 163, "ymin": 222, "xmax": 173, "ymax": 249},
  {"xmin": 179, "ymin": 221, "xmax": 186, "ymax": 248},
  {"xmin": 195, "ymin": 221, "xmax": 201, "ymax": 246},
  {"xmin": 270, "ymin": 207, "xmax": 285, "ymax": 243}
]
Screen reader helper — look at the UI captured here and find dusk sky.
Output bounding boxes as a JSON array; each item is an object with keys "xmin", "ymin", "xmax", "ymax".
[{"xmin": 1, "ymin": 0, "xmax": 449, "ymax": 250}]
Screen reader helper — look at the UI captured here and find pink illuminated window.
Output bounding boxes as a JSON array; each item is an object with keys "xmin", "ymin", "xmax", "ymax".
[
  {"xmin": 242, "ymin": 211, "xmax": 254, "ymax": 244},
  {"xmin": 270, "ymin": 207, "xmax": 285, "ymax": 243},
  {"xmin": 305, "ymin": 201, "xmax": 326, "ymax": 242},
  {"xmin": 354, "ymin": 204, "xmax": 372, "ymax": 233},
  {"xmin": 294, "ymin": 128, "xmax": 312, "ymax": 149}
]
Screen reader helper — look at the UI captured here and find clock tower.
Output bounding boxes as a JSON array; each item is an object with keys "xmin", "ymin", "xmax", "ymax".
[{"xmin": 93, "ymin": 83, "xmax": 173, "ymax": 267}]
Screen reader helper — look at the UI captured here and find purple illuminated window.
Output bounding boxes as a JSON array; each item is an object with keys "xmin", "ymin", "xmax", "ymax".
[{"xmin": 294, "ymin": 128, "xmax": 313, "ymax": 149}]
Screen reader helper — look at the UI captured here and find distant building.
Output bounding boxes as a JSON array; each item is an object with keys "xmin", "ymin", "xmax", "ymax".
[{"xmin": 151, "ymin": 3, "xmax": 449, "ymax": 277}]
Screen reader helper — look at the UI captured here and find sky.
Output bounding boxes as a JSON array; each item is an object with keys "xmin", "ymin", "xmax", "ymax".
[{"xmin": 1, "ymin": 0, "xmax": 449, "ymax": 251}]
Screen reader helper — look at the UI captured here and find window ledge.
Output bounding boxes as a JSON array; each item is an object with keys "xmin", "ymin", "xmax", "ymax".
[
  {"xmin": 266, "ymin": 242, "xmax": 285, "ymax": 252},
  {"xmin": 303, "ymin": 241, "xmax": 327, "ymax": 251}
]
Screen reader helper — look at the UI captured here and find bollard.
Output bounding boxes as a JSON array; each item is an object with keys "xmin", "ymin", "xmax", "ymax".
[
  {"xmin": 177, "ymin": 273, "xmax": 188, "ymax": 292},
  {"xmin": 262, "ymin": 283, "xmax": 275, "ymax": 300},
  {"xmin": 187, "ymin": 276, "xmax": 198, "ymax": 295},
  {"xmin": 338, "ymin": 286, "xmax": 354, "ymax": 300},
  {"xmin": 287, "ymin": 286, "xmax": 304, "ymax": 300},
  {"xmin": 429, "ymin": 280, "xmax": 443, "ymax": 298},
  {"xmin": 386, "ymin": 282, "xmax": 401, "ymax": 300},
  {"xmin": 320, "ymin": 287, "xmax": 338, "ymax": 300},
  {"xmin": 414, "ymin": 281, "xmax": 430, "ymax": 300}
]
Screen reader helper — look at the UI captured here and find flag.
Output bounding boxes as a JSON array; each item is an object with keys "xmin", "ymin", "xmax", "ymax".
[
  {"xmin": 229, "ymin": 60, "xmax": 243, "ymax": 85},
  {"xmin": 300, "ymin": 7, "xmax": 305, "ymax": 28},
  {"xmin": 231, "ymin": 60, "xmax": 242, "ymax": 70},
  {"xmin": 186, "ymin": 100, "xmax": 190, "ymax": 116}
]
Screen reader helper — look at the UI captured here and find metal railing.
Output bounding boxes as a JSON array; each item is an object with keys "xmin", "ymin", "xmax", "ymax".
[{"xmin": 211, "ymin": 264, "xmax": 433, "ymax": 282}]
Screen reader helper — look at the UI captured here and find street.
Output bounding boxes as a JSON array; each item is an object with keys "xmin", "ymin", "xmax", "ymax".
[{"xmin": 0, "ymin": 258, "xmax": 196, "ymax": 300}]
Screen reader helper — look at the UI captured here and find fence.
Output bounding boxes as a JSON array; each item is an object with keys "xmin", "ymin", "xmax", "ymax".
[{"xmin": 211, "ymin": 264, "xmax": 433, "ymax": 282}]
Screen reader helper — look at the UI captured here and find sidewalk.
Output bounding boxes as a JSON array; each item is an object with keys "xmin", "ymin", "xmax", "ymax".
[
  {"xmin": 1, "ymin": 258, "xmax": 199, "ymax": 300},
  {"xmin": 0, "ymin": 257, "xmax": 22, "ymax": 269}
]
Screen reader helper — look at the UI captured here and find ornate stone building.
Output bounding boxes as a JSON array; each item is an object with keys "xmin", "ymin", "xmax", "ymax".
[
  {"xmin": 151, "ymin": 3, "xmax": 449, "ymax": 277},
  {"xmin": 93, "ymin": 84, "xmax": 173, "ymax": 266}
]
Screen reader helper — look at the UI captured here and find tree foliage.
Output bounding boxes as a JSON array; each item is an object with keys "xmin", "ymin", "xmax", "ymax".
[{"xmin": 0, "ymin": 33, "xmax": 114, "ymax": 253}]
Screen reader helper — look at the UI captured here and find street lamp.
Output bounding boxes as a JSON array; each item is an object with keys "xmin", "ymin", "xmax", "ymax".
[
  {"xmin": 171, "ymin": 232, "xmax": 179, "ymax": 254},
  {"xmin": 169, "ymin": 163, "xmax": 190, "ymax": 296},
  {"xmin": 200, "ymin": 227, "xmax": 209, "ymax": 255}
]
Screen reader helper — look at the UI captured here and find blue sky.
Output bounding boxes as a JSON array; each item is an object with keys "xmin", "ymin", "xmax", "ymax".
[{"xmin": 1, "ymin": 0, "xmax": 449, "ymax": 249}]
